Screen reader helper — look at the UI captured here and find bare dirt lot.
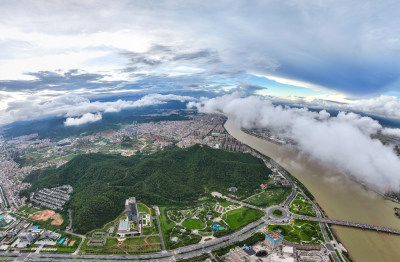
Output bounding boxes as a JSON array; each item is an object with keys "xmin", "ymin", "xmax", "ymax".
[{"xmin": 29, "ymin": 210, "xmax": 64, "ymax": 225}]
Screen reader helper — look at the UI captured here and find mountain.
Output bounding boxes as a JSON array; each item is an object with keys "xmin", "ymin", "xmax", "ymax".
[{"xmin": 20, "ymin": 145, "xmax": 268, "ymax": 233}]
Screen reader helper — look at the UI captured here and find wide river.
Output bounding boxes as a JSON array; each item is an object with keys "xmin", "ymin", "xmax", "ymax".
[{"xmin": 225, "ymin": 119, "xmax": 400, "ymax": 262}]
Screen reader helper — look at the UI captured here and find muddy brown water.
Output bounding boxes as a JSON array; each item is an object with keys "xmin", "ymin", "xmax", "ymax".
[{"xmin": 225, "ymin": 119, "xmax": 400, "ymax": 262}]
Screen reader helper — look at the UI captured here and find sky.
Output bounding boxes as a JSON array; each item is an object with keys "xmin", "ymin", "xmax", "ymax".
[{"xmin": 1, "ymin": 0, "xmax": 400, "ymax": 125}]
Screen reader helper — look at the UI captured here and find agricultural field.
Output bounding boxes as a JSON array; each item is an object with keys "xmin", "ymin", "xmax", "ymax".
[
  {"xmin": 245, "ymin": 187, "xmax": 291, "ymax": 208},
  {"xmin": 267, "ymin": 219, "xmax": 324, "ymax": 245},
  {"xmin": 289, "ymin": 194, "xmax": 317, "ymax": 217}
]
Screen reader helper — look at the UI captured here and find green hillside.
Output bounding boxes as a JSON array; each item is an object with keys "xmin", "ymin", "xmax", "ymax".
[{"xmin": 20, "ymin": 145, "xmax": 268, "ymax": 233}]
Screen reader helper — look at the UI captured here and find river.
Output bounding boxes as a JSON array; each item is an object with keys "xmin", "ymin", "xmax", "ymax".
[{"xmin": 224, "ymin": 118, "xmax": 400, "ymax": 262}]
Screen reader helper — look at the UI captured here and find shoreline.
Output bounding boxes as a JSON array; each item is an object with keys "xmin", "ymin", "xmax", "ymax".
[{"xmin": 223, "ymin": 117, "xmax": 400, "ymax": 262}]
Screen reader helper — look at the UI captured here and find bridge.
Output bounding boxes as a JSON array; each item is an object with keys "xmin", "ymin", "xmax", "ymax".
[{"xmin": 293, "ymin": 215, "xmax": 400, "ymax": 235}]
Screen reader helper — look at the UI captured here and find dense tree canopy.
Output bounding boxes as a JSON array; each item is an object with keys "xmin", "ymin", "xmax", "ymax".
[{"xmin": 21, "ymin": 145, "xmax": 268, "ymax": 233}]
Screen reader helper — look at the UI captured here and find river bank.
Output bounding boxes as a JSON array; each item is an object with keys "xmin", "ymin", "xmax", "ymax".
[{"xmin": 224, "ymin": 118, "xmax": 400, "ymax": 262}]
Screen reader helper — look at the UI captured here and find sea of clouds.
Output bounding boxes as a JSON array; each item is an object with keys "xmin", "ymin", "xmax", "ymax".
[{"xmin": 188, "ymin": 93, "xmax": 400, "ymax": 192}]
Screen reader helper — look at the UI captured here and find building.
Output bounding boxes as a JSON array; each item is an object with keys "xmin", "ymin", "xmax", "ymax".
[
  {"xmin": 265, "ymin": 231, "xmax": 283, "ymax": 250},
  {"xmin": 117, "ymin": 220, "xmax": 129, "ymax": 236},
  {"xmin": 117, "ymin": 197, "xmax": 141, "ymax": 238},
  {"xmin": 126, "ymin": 197, "xmax": 139, "ymax": 223},
  {"xmin": 229, "ymin": 187, "xmax": 238, "ymax": 193},
  {"xmin": 0, "ymin": 218, "xmax": 7, "ymax": 227},
  {"xmin": 225, "ymin": 246, "xmax": 250, "ymax": 262},
  {"xmin": 18, "ymin": 232, "xmax": 36, "ymax": 243}
]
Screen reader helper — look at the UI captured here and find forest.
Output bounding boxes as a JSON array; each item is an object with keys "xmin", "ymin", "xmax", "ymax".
[{"xmin": 20, "ymin": 145, "xmax": 268, "ymax": 233}]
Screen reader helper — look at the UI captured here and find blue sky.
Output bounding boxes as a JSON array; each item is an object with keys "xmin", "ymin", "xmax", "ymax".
[{"xmin": 1, "ymin": 0, "xmax": 400, "ymax": 124}]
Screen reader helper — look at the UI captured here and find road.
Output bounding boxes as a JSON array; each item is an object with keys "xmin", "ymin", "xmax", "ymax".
[
  {"xmin": 2, "ymin": 221, "xmax": 266, "ymax": 261},
  {"xmin": 155, "ymin": 215, "xmax": 166, "ymax": 251},
  {"xmin": 4, "ymin": 158, "xmax": 400, "ymax": 261},
  {"xmin": 293, "ymin": 214, "xmax": 400, "ymax": 235}
]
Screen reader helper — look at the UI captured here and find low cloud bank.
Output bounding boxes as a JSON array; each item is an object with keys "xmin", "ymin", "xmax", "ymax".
[
  {"xmin": 64, "ymin": 112, "xmax": 102, "ymax": 126},
  {"xmin": 1, "ymin": 93, "xmax": 195, "ymax": 126},
  {"xmin": 188, "ymin": 93, "xmax": 400, "ymax": 191},
  {"xmin": 382, "ymin": 128, "xmax": 400, "ymax": 138}
]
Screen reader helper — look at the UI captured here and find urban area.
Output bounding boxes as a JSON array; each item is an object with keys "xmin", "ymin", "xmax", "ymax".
[{"xmin": 0, "ymin": 111, "xmax": 394, "ymax": 262}]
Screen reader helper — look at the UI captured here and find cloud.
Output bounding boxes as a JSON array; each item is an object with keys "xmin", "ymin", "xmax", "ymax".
[
  {"xmin": 0, "ymin": 93, "xmax": 196, "ymax": 125},
  {"xmin": 189, "ymin": 93, "xmax": 400, "ymax": 191},
  {"xmin": 263, "ymin": 94, "xmax": 400, "ymax": 120},
  {"xmin": 1, "ymin": 0, "xmax": 400, "ymax": 97},
  {"xmin": 0, "ymin": 69, "xmax": 121, "ymax": 92},
  {"xmin": 382, "ymin": 128, "xmax": 400, "ymax": 138},
  {"xmin": 344, "ymin": 95, "xmax": 400, "ymax": 119},
  {"xmin": 64, "ymin": 112, "xmax": 102, "ymax": 126}
]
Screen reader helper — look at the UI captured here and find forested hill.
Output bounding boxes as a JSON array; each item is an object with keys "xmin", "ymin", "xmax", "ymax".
[{"xmin": 20, "ymin": 145, "xmax": 268, "ymax": 233}]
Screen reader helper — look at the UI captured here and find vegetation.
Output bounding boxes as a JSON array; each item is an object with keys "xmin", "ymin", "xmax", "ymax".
[
  {"xmin": 223, "ymin": 207, "xmax": 264, "ymax": 230},
  {"xmin": 137, "ymin": 203, "xmax": 151, "ymax": 214},
  {"xmin": 246, "ymin": 187, "xmax": 291, "ymax": 207},
  {"xmin": 267, "ymin": 219, "xmax": 324, "ymax": 245},
  {"xmin": 272, "ymin": 209, "xmax": 283, "ymax": 217},
  {"xmin": 177, "ymin": 253, "xmax": 211, "ymax": 262},
  {"xmin": 289, "ymin": 194, "xmax": 317, "ymax": 217},
  {"xmin": 394, "ymin": 207, "xmax": 400, "ymax": 219},
  {"xmin": 212, "ymin": 232, "xmax": 265, "ymax": 257},
  {"xmin": 16, "ymin": 206, "xmax": 69, "ymax": 231},
  {"xmin": 21, "ymin": 145, "xmax": 267, "ymax": 233},
  {"xmin": 182, "ymin": 218, "xmax": 206, "ymax": 230}
]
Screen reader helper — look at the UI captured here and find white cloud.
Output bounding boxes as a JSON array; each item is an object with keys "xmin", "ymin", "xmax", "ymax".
[
  {"xmin": 0, "ymin": 93, "xmax": 195, "ymax": 125},
  {"xmin": 382, "ymin": 128, "xmax": 400, "ymax": 138},
  {"xmin": 189, "ymin": 93, "xmax": 400, "ymax": 191},
  {"xmin": 345, "ymin": 95, "xmax": 400, "ymax": 119},
  {"xmin": 1, "ymin": 0, "xmax": 400, "ymax": 97},
  {"xmin": 64, "ymin": 112, "xmax": 102, "ymax": 126}
]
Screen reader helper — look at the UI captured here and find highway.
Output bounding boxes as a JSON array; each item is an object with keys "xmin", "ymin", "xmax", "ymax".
[{"xmin": 3, "ymin": 160, "xmax": 400, "ymax": 261}]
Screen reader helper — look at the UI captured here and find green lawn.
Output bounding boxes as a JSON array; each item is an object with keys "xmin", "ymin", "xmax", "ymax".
[
  {"xmin": 123, "ymin": 244, "xmax": 161, "ymax": 253},
  {"xmin": 80, "ymin": 238, "xmax": 121, "ymax": 254},
  {"xmin": 182, "ymin": 218, "xmax": 206, "ymax": 230},
  {"xmin": 223, "ymin": 207, "xmax": 264, "ymax": 230},
  {"xmin": 146, "ymin": 236, "xmax": 161, "ymax": 244},
  {"xmin": 218, "ymin": 202, "xmax": 236, "ymax": 208},
  {"xmin": 246, "ymin": 188, "xmax": 291, "ymax": 208},
  {"xmin": 123, "ymin": 237, "xmax": 147, "ymax": 245},
  {"xmin": 137, "ymin": 203, "xmax": 151, "ymax": 214},
  {"xmin": 159, "ymin": 207, "xmax": 176, "ymax": 250}
]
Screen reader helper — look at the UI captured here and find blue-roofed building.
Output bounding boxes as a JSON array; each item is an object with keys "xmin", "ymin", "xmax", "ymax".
[{"xmin": 265, "ymin": 231, "xmax": 283, "ymax": 249}]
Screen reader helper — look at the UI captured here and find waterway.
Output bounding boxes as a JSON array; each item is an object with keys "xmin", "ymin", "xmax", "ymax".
[{"xmin": 224, "ymin": 118, "xmax": 400, "ymax": 262}]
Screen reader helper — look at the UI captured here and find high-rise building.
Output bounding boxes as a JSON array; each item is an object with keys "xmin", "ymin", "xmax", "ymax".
[
  {"xmin": 125, "ymin": 197, "xmax": 139, "ymax": 223},
  {"xmin": 265, "ymin": 231, "xmax": 283, "ymax": 250}
]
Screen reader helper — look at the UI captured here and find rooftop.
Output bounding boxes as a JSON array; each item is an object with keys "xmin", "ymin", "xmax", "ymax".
[{"xmin": 266, "ymin": 231, "xmax": 284, "ymax": 243}]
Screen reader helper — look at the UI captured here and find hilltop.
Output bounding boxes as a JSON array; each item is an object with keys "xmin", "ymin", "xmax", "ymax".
[{"xmin": 20, "ymin": 145, "xmax": 268, "ymax": 233}]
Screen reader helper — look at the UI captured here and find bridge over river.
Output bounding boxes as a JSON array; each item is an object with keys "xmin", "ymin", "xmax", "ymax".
[{"xmin": 293, "ymin": 215, "xmax": 400, "ymax": 235}]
